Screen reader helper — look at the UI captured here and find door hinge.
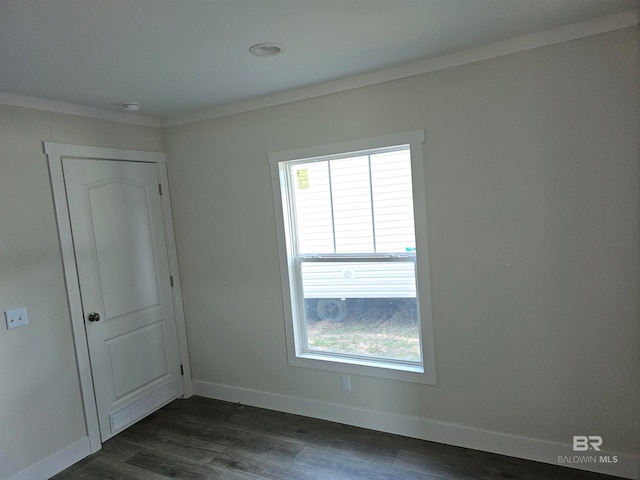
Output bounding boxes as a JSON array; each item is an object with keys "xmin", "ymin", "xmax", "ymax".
[
  {"xmin": 158, "ymin": 183, "xmax": 163, "ymax": 195},
  {"xmin": 170, "ymin": 275, "xmax": 174, "ymax": 287},
  {"xmin": 180, "ymin": 364, "xmax": 184, "ymax": 376}
]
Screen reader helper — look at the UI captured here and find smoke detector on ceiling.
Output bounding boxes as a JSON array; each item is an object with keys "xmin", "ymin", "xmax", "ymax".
[
  {"xmin": 249, "ymin": 42, "xmax": 286, "ymax": 57},
  {"xmin": 121, "ymin": 102, "xmax": 141, "ymax": 112}
]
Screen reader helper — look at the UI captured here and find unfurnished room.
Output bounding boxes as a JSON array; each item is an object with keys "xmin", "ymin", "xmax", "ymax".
[{"xmin": 0, "ymin": 1, "xmax": 638, "ymax": 479}]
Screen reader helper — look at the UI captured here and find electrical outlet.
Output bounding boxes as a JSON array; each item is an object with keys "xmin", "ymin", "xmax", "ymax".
[
  {"xmin": 341, "ymin": 374, "xmax": 351, "ymax": 391},
  {"xmin": 5, "ymin": 307, "xmax": 28, "ymax": 329}
]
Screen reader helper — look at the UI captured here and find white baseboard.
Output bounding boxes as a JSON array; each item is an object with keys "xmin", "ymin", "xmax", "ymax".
[
  {"xmin": 193, "ymin": 380, "xmax": 639, "ymax": 480},
  {"xmin": 6, "ymin": 437, "xmax": 90, "ymax": 480}
]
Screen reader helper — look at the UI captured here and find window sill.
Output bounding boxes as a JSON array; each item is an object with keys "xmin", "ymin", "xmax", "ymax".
[{"xmin": 290, "ymin": 351, "xmax": 435, "ymax": 384}]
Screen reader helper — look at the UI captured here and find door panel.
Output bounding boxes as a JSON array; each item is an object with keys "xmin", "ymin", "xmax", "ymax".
[
  {"xmin": 108, "ymin": 321, "xmax": 168, "ymax": 399},
  {"xmin": 62, "ymin": 158, "xmax": 182, "ymax": 441},
  {"xmin": 90, "ymin": 180, "xmax": 160, "ymax": 318}
]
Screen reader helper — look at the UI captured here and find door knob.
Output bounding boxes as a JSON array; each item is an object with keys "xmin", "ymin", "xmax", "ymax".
[{"xmin": 87, "ymin": 312, "xmax": 101, "ymax": 322}]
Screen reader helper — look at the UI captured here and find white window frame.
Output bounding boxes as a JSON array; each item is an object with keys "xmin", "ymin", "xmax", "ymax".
[{"xmin": 269, "ymin": 131, "xmax": 436, "ymax": 384}]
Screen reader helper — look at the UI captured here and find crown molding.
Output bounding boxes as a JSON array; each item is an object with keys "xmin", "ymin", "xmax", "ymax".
[
  {"xmin": 162, "ymin": 8, "xmax": 639, "ymax": 128},
  {"xmin": 0, "ymin": 92, "xmax": 161, "ymax": 128}
]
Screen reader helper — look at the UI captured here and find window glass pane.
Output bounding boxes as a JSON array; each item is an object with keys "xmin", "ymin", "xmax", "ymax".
[
  {"xmin": 292, "ymin": 162, "xmax": 334, "ymax": 254},
  {"xmin": 272, "ymin": 134, "xmax": 432, "ymax": 377},
  {"xmin": 371, "ymin": 150, "xmax": 416, "ymax": 253},
  {"xmin": 291, "ymin": 149, "xmax": 415, "ymax": 256},
  {"xmin": 301, "ymin": 261, "xmax": 420, "ymax": 362},
  {"xmin": 329, "ymin": 156, "xmax": 374, "ymax": 253}
]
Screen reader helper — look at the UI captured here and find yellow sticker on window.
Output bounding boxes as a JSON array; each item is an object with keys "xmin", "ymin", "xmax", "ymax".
[{"xmin": 297, "ymin": 168, "xmax": 309, "ymax": 189}]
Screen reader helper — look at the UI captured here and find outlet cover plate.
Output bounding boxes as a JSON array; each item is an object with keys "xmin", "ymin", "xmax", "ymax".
[
  {"xmin": 341, "ymin": 374, "xmax": 351, "ymax": 391},
  {"xmin": 5, "ymin": 307, "xmax": 28, "ymax": 329}
]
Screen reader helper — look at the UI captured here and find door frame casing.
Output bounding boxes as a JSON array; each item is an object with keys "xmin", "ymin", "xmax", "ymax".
[{"xmin": 44, "ymin": 142, "xmax": 192, "ymax": 453}]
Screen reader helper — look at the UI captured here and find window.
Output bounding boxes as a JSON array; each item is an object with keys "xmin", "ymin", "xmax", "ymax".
[{"xmin": 270, "ymin": 132, "xmax": 435, "ymax": 383}]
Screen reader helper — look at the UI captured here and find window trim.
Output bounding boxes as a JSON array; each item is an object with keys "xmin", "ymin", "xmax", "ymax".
[{"xmin": 269, "ymin": 131, "xmax": 436, "ymax": 384}]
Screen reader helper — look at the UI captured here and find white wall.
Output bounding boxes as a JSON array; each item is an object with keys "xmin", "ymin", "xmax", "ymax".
[
  {"xmin": 0, "ymin": 105, "xmax": 164, "ymax": 480},
  {"xmin": 163, "ymin": 24, "xmax": 639, "ymax": 466}
]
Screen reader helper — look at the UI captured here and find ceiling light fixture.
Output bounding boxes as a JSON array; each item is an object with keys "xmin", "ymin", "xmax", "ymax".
[
  {"xmin": 121, "ymin": 102, "xmax": 141, "ymax": 112},
  {"xmin": 249, "ymin": 42, "xmax": 286, "ymax": 57}
]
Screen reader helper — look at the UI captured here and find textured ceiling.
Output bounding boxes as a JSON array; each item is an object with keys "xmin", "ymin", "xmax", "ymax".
[{"xmin": 0, "ymin": 0, "xmax": 635, "ymax": 119}]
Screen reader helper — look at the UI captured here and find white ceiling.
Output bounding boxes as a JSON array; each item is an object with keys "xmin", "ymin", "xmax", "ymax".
[{"xmin": 0, "ymin": 0, "xmax": 636, "ymax": 121}]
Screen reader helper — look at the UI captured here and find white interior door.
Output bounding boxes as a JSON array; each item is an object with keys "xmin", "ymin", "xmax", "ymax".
[{"xmin": 63, "ymin": 158, "xmax": 183, "ymax": 442}]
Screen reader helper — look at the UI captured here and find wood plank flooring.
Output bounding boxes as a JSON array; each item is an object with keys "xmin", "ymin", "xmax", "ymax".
[{"xmin": 52, "ymin": 396, "xmax": 618, "ymax": 480}]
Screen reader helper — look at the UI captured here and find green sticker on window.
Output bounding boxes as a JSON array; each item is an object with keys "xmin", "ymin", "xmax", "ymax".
[{"xmin": 297, "ymin": 168, "xmax": 309, "ymax": 189}]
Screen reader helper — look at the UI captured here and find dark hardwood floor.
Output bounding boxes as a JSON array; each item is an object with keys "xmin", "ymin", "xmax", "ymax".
[{"xmin": 52, "ymin": 396, "xmax": 618, "ymax": 480}]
